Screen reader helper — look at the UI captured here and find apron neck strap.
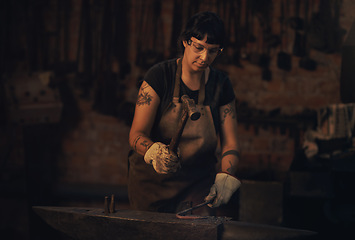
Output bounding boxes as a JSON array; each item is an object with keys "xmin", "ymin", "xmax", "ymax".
[{"xmin": 174, "ymin": 58, "xmax": 205, "ymax": 104}]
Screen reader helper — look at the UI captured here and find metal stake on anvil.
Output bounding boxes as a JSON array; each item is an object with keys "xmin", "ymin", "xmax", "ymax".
[{"xmin": 110, "ymin": 194, "xmax": 115, "ymax": 213}]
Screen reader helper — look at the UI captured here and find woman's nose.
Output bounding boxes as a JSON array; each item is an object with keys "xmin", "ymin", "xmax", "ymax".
[{"xmin": 199, "ymin": 50, "xmax": 209, "ymax": 61}]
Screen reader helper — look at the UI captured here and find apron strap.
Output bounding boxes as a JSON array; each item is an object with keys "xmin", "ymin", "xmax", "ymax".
[
  {"xmin": 173, "ymin": 58, "xmax": 182, "ymax": 103},
  {"xmin": 198, "ymin": 71, "xmax": 205, "ymax": 105},
  {"xmin": 174, "ymin": 57, "xmax": 206, "ymax": 104}
]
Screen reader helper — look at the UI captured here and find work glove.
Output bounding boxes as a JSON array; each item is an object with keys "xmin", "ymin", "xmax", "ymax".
[
  {"xmin": 144, "ymin": 142, "xmax": 181, "ymax": 174},
  {"xmin": 205, "ymin": 173, "xmax": 241, "ymax": 208}
]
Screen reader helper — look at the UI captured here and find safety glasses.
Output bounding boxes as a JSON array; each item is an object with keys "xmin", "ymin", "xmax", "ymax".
[{"xmin": 187, "ymin": 39, "xmax": 223, "ymax": 56}]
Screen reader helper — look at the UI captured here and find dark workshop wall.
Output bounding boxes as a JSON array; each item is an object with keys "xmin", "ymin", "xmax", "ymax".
[
  {"xmin": 1, "ymin": 0, "xmax": 355, "ymax": 198},
  {"xmin": 1, "ymin": 0, "xmax": 355, "ymax": 196}
]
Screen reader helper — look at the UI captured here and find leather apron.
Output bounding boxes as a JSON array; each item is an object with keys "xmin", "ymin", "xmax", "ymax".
[{"xmin": 128, "ymin": 59, "xmax": 218, "ymax": 213}]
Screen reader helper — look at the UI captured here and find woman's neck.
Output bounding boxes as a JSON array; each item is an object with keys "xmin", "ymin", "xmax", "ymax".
[{"xmin": 181, "ymin": 59, "xmax": 204, "ymax": 91}]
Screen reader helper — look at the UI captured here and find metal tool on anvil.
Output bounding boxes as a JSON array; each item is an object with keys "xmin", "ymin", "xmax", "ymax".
[
  {"xmin": 176, "ymin": 199, "xmax": 214, "ymax": 219},
  {"xmin": 104, "ymin": 194, "xmax": 116, "ymax": 214},
  {"xmin": 169, "ymin": 95, "xmax": 201, "ymax": 154}
]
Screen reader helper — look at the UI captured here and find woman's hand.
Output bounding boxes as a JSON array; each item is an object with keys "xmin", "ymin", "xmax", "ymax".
[
  {"xmin": 205, "ymin": 172, "xmax": 241, "ymax": 207},
  {"xmin": 144, "ymin": 142, "xmax": 181, "ymax": 174}
]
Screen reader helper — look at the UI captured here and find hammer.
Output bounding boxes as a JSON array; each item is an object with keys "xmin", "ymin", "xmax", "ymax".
[{"xmin": 169, "ymin": 95, "xmax": 201, "ymax": 154}]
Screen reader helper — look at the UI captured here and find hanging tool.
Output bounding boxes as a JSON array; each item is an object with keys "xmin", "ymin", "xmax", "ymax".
[
  {"xmin": 292, "ymin": 0, "xmax": 307, "ymax": 57},
  {"xmin": 277, "ymin": 0, "xmax": 292, "ymax": 71},
  {"xmin": 176, "ymin": 199, "xmax": 213, "ymax": 219},
  {"xmin": 299, "ymin": 0, "xmax": 317, "ymax": 71},
  {"xmin": 169, "ymin": 95, "xmax": 201, "ymax": 154}
]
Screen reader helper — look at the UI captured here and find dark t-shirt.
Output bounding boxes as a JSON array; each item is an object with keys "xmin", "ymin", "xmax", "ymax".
[{"xmin": 144, "ymin": 58, "xmax": 235, "ymax": 135}]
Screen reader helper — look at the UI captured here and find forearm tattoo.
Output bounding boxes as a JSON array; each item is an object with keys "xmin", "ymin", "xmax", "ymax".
[
  {"xmin": 227, "ymin": 160, "xmax": 237, "ymax": 174},
  {"xmin": 137, "ymin": 82, "xmax": 152, "ymax": 106},
  {"xmin": 222, "ymin": 150, "xmax": 240, "ymax": 174},
  {"xmin": 222, "ymin": 150, "xmax": 240, "ymax": 159},
  {"xmin": 140, "ymin": 140, "xmax": 151, "ymax": 149},
  {"xmin": 221, "ymin": 103, "xmax": 236, "ymax": 124},
  {"xmin": 133, "ymin": 135, "xmax": 152, "ymax": 152},
  {"xmin": 133, "ymin": 135, "xmax": 142, "ymax": 151}
]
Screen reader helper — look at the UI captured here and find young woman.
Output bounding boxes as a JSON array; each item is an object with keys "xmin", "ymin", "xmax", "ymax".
[{"xmin": 128, "ymin": 11, "xmax": 241, "ymax": 215}]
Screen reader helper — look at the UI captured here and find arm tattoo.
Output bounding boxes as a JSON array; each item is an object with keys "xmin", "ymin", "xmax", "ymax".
[
  {"xmin": 222, "ymin": 150, "xmax": 240, "ymax": 158},
  {"xmin": 137, "ymin": 91, "xmax": 152, "ymax": 106},
  {"xmin": 137, "ymin": 82, "xmax": 152, "ymax": 106},
  {"xmin": 133, "ymin": 135, "xmax": 142, "ymax": 151},
  {"xmin": 140, "ymin": 140, "xmax": 151, "ymax": 150},
  {"xmin": 133, "ymin": 135, "xmax": 152, "ymax": 152},
  {"xmin": 227, "ymin": 160, "xmax": 237, "ymax": 174},
  {"xmin": 140, "ymin": 81, "xmax": 149, "ymax": 90},
  {"xmin": 221, "ymin": 103, "xmax": 236, "ymax": 124},
  {"xmin": 222, "ymin": 150, "xmax": 239, "ymax": 174}
]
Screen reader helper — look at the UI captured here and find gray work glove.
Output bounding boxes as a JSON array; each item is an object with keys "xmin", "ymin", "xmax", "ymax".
[
  {"xmin": 205, "ymin": 173, "xmax": 241, "ymax": 208},
  {"xmin": 144, "ymin": 142, "xmax": 181, "ymax": 174}
]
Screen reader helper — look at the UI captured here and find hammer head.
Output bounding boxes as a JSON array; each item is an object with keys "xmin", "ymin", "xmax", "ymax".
[{"xmin": 181, "ymin": 95, "xmax": 201, "ymax": 121}]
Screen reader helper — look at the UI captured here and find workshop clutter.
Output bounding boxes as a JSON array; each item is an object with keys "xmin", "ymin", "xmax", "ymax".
[
  {"xmin": 317, "ymin": 103, "xmax": 355, "ymax": 140},
  {"xmin": 3, "ymin": 72, "xmax": 63, "ymax": 125},
  {"xmin": 303, "ymin": 103, "xmax": 355, "ymax": 159}
]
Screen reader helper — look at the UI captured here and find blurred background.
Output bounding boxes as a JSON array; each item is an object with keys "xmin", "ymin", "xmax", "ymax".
[{"xmin": 1, "ymin": 0, "xmax": 355, "ymax": 239}]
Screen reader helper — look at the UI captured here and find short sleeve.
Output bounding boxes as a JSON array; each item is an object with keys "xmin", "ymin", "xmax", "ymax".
[
  {"xmin": 219, "ymin": 76, "xmax": 235, "ymax": 106},
  {"xmin": 143, "ymin": 63, "xmax": 165, "ymax": 99}
]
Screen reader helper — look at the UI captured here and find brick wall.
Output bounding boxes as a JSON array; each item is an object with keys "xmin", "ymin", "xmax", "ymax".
[
  {"xmin": 58, "ymin": 92, "xmax": 130, "ymax": 186},
  {"xmin": 237, "ymin": 123, "xmax": 295, "ymax": 178}
]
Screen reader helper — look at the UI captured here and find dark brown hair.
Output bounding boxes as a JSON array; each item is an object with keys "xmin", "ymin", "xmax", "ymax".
[{"xmin": 179, "ymin": 11, "xmax": 226, "ymax": 50}]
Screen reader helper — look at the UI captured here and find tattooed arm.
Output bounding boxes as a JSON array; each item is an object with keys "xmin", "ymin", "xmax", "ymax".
[
  {"xmin": 204, "ymin": 100, "xmax": 241, "ymax": 207},
  {"xmin": 129, "ymin": 81, "xmax": 160, "ymax": 156},
  {"xmin": 219, "ymin": 100, "xmax": 240, "ymax": 176}
]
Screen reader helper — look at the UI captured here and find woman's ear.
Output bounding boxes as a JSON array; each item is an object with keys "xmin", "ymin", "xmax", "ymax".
[{"xmin": 182, "ymin": 40, "xmax": 187, "ymax": 48}]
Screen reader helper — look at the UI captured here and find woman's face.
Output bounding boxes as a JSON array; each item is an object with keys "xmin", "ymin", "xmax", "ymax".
[{"xmin": 183, "ymin": 35, "xmax": 222, "ymax": 72}]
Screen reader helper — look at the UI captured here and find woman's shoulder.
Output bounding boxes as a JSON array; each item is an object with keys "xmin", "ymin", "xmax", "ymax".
[
  {"xmin": 207, "ymin": 66, "xmax": 231, "ymax": 90},
  {"xmin": 144, "ymin": 58, "xmax": 177, "ymax": 98},
  {"xmin": 147, "ymin": 58, "xmax": 177, "ymax": 74},
  {"xmin": 209, "ymin": 66, "xmax": 229, "ymax": 81},
  {"xmin": 145, "ymin": 59, "xmax": 176, "ymax": 82},
  {"xmin": 207, "ymin": 66, "xmax": 235, "ymax": 106}
]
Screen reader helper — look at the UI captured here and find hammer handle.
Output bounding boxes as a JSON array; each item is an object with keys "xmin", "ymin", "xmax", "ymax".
[{"xmin": 169, "ymin": 110, "xmax": 188, "ymax": 154}]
